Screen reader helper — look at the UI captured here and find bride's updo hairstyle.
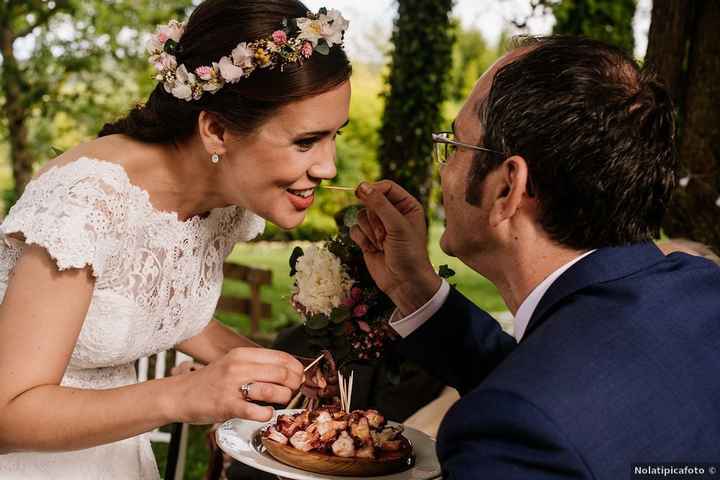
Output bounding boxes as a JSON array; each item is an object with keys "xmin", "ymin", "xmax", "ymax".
[{"xmin": 99, "ymin": 0, "xmax": 351, "ymax": 142}]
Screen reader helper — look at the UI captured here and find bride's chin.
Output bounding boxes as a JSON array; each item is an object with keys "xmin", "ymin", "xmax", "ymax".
[{"xmin": 269, "ymin": 212, "xmax": 307, "ymax": 230}]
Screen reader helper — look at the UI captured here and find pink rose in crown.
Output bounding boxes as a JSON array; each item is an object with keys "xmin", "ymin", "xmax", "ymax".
[
  {"xmin": 301, "ymin": 41, "xmax": 313, "ymax": 58},
  {"xmin": 195, "ymin": 66, "xmax": 214, "ymax": 81},
  {"xmin": 272, "ymin": 30, "xmax": 288, "ymax": 45},
  {"xmin": 353, "ymin": 304, "xmax": 368, "ymax": 318}
]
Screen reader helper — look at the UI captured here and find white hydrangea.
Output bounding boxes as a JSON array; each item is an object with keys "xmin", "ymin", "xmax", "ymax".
[{"xmin": 293, "ymin": 245, "xmax": 353, "ymax": 317}]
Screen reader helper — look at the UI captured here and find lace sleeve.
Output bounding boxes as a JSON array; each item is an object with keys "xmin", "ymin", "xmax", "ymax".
[{"xmin": 0, "ymin": 162, "xmax": 128, "ymax": 277}]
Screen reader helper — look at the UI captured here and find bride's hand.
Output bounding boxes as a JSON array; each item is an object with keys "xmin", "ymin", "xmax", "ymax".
[{"xmin": 172, "ymin": 347, "xmax": 303, "ymax": 424}]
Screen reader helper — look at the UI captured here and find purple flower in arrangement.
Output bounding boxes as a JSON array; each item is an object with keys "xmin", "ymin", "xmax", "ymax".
[
  {"xmin": 272, "ymin": 30, "xmax": 288, "ymax": 45},
  {"xmin": 353, "ymin": 304, "xmax": 369, "ymax": 318}
]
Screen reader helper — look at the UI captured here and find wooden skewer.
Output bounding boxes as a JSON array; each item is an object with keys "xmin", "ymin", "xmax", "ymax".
[
  {"xmin": 338, "ymin": 372, "xmax": 346, "ymax": 412},
  {"xmin": 318, "ymin": 184, "xmax": 356, "ymax": 191},
  {"xmin": 303, "ymin": 354, "xmax": 325, "ymax": 372},
  {"xmin": 348, "ymin": 371, "xmax": 354, "ymax": 413}
]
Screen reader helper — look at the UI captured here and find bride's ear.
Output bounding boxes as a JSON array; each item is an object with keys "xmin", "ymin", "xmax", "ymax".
[{"xmin": 197, "ymin": 111, "xmax": 228, "ymax": 155}]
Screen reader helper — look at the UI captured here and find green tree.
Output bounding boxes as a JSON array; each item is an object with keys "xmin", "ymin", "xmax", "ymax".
[
  {"xmin": 377, "ymin": 0, "xmax": 455, "ymax": 211},
  {"xmin": 551, "ymin": 0, "xmax": 636, "ymax": 54},
  {"xmin": 448, "ymin": 21, "xmax": 495, "ymax": 102},
  {"xmin": 645, "ymin": 0, "xmax": 720, "ymax": 253},
  {"xmin": 0, "ymin": 0, "xmax": 193, "ymax": 198}
]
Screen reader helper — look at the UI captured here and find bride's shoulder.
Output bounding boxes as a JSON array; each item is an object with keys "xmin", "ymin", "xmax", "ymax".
[{"xmin": 36, "ymin": 134, "xmax": 143, "ymax": 179}]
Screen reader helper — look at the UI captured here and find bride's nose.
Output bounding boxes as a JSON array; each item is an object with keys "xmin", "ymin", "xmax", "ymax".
[{"xmin": 308, "ymin": 151, "xmax": 337, "ymax": 180}]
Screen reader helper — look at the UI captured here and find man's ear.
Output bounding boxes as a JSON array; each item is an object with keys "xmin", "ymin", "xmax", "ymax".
[
  {"xmin": 197, "ymin": 111, "xmax": 227, "ymax": 155},
  {"xmin": 488, "ymin": 155, "xmax": 531, "ymax": 227}
]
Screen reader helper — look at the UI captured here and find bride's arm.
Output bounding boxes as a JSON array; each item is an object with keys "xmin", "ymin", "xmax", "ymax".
[
  {"xmin": 0, "ymin": 245, "xmax": 303, "ymax": 454},
  {"xmin": 175, "ymin": 318, "xmax": 261, "ymax": 365}
]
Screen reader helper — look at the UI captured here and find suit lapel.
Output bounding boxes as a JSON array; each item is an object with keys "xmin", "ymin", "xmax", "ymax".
[{"xmin": 522, "ymin": 242, "xmax": 665, "ymax": 340}]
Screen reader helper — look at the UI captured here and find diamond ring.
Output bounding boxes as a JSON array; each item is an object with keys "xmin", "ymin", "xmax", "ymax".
[{"xmin": 240, "ymin": 382, "xmax": 252, "ymax": 400}]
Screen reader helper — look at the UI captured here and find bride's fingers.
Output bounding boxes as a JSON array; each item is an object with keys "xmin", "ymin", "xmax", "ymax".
[
  {"xmin": 238, "ymin": 363, "xmax": 303, "ymax": 390},
  {"xmin": 242, "ymin": 382, "xmax": 293, "ymax": 405},
  {"xmin": 233, "ymin": 401, "xmax": 274, "ymax": 422}
]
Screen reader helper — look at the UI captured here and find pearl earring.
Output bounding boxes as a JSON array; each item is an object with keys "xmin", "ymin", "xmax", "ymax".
[{"xmin": 211, "ymin": 153, "xmax": 220, "ymax": 164}]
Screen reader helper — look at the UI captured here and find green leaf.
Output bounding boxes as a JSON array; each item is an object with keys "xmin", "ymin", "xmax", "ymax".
[
  {"xmin": 331, "ymin": 307, "xmax": 351, "ymax": 324},
  {"xmin": 315, "ymin": 40, "xmax": 330, "ymax": 55},
  {"xmin": 49, "ymin": 146, "xmax": 65, "ymax": 157},
  {"xmin": 306, "ymin": 314, "xmax": 329, "ymax": 330},
  {"xmin": 438, "ymin": 264, "xmax": 456, "ymax": 279},
  {"xmin": 289, "ymin": 246, "xmax": 304, "ymax": 276}
]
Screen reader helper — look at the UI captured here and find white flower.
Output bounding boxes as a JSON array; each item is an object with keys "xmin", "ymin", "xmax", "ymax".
[
  {"xmin": 296, "ymin": 18, "xmax": 323, "ymax": 47},
  {"xmin": 218, "ymin": 56, "xmax": 245, "ymax": 83},
  {"xmin": 170, "ymin": 65, "xmax": 195, "ymax": 101},
  {"xmin": 322, "ymin": 9, "xmax": 349, "ymax": 47},
  {"xmin": 298, "ymin": 10, "xmax": 349, "ymax": 48},
  {"xmin": 152, "ymin": 52, "xmax": 177, "ymax": 73},
  {"xmin": 159, "ymin": 20, "xmax": 185, "ymax": 43},
  {"xmin": 231, "ymin": 42, "xmax": 255, "ymax": 70},
  {"xmin": 293, "ymin": 245, "xmax": 354, "ymax": 317}
]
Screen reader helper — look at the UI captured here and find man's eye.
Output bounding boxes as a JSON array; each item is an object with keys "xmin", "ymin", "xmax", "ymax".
[{"xmin": 296, "ymin": 138, "xmax": 317, "ymax": 151}]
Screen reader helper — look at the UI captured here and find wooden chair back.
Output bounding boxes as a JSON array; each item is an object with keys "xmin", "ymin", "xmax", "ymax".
[{"xmin": 217, "ymin": 262, "xmax": 273, "ymax": 338}]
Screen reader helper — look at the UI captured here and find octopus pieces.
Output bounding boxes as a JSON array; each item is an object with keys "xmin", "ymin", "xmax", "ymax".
[{"xmin": 263, "ymin": 408, "xmax": 405, "ymax": 459}]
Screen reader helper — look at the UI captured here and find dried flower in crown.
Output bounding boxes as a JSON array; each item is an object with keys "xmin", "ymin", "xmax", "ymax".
[{"xmin": 147, "ymin": 7, "xmax": 349, "ymax": 102}]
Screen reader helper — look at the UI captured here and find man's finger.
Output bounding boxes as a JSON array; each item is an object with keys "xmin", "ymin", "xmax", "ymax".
[
  {"xmin": 357, "ymin": 209, "xmax": 382, "ymax": 250},
  {"xmin": 367, "ymin": 210, "xmax": 386, "ymax": 246},
  {"xmin": 355, "ymin": 182, "xmax": 409, "ymax": 235},
  {"xmin": 350, "ymin": 225, "xmax": 379, "ymax": 254}
]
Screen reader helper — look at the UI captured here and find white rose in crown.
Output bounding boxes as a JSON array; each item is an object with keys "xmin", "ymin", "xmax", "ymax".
[
  {"xmin": 297, "ymin": 9, "xmax": 348, "ymax": 48},
  {"xmin": 292, "ymin": 245, "xmax": 354, "ymax": 317}
]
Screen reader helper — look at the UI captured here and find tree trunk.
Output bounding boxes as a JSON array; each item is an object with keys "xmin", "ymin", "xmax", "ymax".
[
  {"xmin": 647, "ymin": 1, "xmax": 720, "ymax": 252},
  {"xmin": 1, "ymin": 27, "xmax": 35, "ymax": 197}
]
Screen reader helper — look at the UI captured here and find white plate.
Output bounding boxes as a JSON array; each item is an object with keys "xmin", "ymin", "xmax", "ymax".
[{"xmin": 216, "ymin": 409, "xmax": 442, "ymax": 480}]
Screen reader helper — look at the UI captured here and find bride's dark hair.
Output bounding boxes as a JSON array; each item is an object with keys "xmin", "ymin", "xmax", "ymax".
[{"xmin": 99, "ymin": 0, "xmax": 351, "ymax": 142}]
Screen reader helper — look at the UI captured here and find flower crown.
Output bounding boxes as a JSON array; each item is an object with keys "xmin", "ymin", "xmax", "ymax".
[{"xmin": 147, "ymin": 8, "xmax": 349, "ymax": 102}]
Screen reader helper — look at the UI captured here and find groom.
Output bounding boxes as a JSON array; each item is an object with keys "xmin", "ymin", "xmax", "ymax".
[{"xmin": 351, "ymin": 36, "xmax": 720, "ymax": 479}]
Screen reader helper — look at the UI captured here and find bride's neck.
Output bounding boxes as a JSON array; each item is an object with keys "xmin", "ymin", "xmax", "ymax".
[{"xmin": 134, "ymin": 137, "xmax": 229, "ymax": 220}]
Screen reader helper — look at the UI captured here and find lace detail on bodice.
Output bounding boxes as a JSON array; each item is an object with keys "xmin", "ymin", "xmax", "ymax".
[{"xmin": 1, "ymin": 157, "xmax": 265, "ymax": 369}]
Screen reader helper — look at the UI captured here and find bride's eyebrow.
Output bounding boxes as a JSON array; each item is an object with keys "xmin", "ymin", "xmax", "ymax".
[{"xmin": 294, "ymin": 119, "xmax": 350, "ymax": 139}]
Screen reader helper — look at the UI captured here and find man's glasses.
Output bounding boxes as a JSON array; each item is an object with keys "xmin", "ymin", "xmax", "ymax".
[{"xmin": 431, "ymin": 131, "xmax": 505, "ymax": 165}]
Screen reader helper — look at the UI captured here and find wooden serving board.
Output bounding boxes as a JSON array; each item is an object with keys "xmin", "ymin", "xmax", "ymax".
[{"xmin": 261, "ymin": 434, "xmax": 415, "ymax": 477}]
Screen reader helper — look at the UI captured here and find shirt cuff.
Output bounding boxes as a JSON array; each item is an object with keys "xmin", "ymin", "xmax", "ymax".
[{"xmin": 389, "ymin": 279, "xmax": 450, "ymax": 338}]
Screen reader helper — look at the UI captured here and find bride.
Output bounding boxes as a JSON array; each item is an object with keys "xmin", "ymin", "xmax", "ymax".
[{"xmin": 0, "ymin": 0, "xmax": 351, "ymax": 478}]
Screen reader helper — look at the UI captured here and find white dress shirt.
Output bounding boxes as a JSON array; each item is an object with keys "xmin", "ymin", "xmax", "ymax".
[{"xmin": 389, "ymin": 250, "xmax": 596, "ymax": 342}]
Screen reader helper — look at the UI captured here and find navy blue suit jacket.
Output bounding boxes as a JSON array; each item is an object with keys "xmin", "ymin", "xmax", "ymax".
[{"xmin": 400, "ymin": 243, "xmax": 720, "ymax": 479}]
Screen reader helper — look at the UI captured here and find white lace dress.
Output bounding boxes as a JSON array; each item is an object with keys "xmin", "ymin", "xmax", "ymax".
[{"xmin": 0, "ymin": 157, "xmax": 265, "ymax": 479}]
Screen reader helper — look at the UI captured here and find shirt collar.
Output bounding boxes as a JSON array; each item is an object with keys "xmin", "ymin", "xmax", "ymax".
[{"xmin": 513, "ymin": 250, "xmax": 596, "ymax": 341}]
